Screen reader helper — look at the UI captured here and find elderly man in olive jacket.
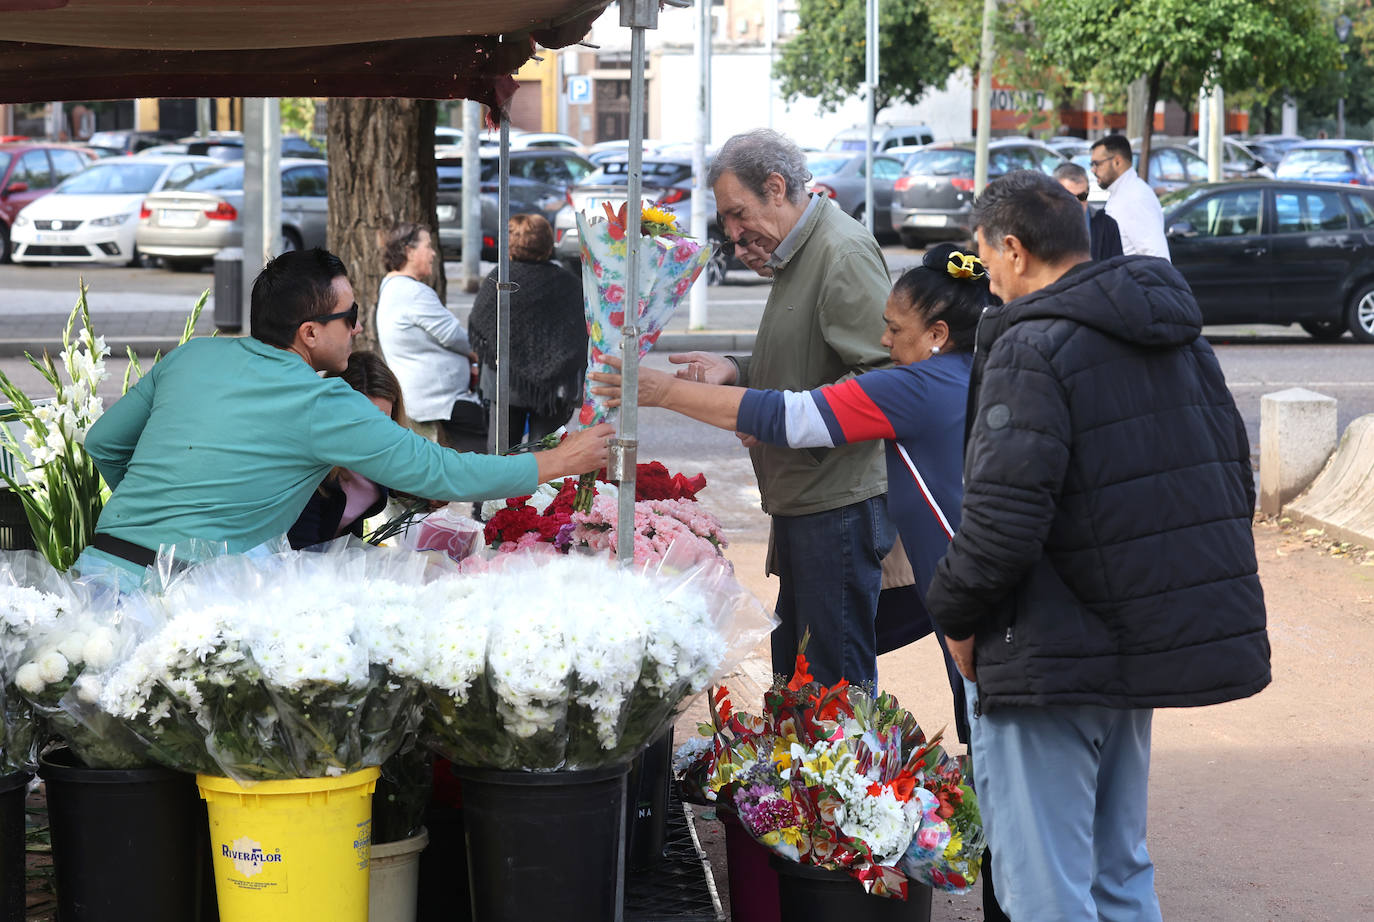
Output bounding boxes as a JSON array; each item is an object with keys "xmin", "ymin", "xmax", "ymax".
[{"xmin": 671, "ymin": 129, "xmax": 894, "ymax": 688}]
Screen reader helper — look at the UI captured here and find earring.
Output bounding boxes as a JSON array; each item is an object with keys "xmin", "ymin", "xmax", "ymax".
[{"xmin": 930, "ymin": 345, "xmax": 941, "ymax": 355}]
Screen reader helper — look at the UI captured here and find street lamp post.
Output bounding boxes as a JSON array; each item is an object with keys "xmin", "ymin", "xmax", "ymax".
[{"xmin": 1337, "ymin": 14, "xmax": 1352, "ymax": 138}]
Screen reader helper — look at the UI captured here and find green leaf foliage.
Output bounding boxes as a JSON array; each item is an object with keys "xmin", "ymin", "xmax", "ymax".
[{"xmin": 774, "ymin": 0, "xmax": 957, "ymax": 115}]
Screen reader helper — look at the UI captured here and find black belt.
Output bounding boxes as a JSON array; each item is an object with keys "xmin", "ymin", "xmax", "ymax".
[{"xmin": 91, "ymin": 533, "xmax": 159, "ymax": 568}]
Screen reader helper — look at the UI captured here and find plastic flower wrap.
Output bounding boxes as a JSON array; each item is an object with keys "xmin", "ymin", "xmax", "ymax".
[
  {"xmin": 0, "ymin": 551, "xmax": 77, "ymax": 772},
  {"xmin": 80, "ymin": 542, "xmax": 431, "ymax": 781},
  {"xmin": 576, "ymin": 202, "xmax": 712, "ymax": 427},
  {"xmin": 383, "ymin": 547, "xmax": 774, "ymax": 771},
  {"xmin": 9, "ymin": 570, "xmax": 151, "ymax": 769},
  {"xmin": 686, "ymin": 650, "xmax": 986, "ymax": 900}
]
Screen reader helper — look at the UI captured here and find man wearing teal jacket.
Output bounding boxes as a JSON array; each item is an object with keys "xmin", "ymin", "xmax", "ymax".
[
  {"xmin": 671, "ymin": 129, "xmax": 894, "ymax": 688},
  {"xmin": 77, "ymin": 248, "xmax": 611, "ymax": 588}
]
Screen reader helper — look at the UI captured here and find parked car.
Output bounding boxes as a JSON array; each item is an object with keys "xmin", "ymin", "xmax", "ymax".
[
  {"xmin": 84, "ymin": 129, "xmax": 182, "ymax": 156},
  {"xmin": 585, "ymin": 139, "xmax": 669, "ymax": 166},
  {"xmin": 133, "ymin": 143, "xmax": 190, "ymax": 157},
  {"xmin": 136, "ymin": 158, "xmax": 328, "ymax": 269},
  {"xmin": 435, "ymin": 148, "xmax": 593, "ymax": 261},
  {"xmin": 1185, "ymin": 137, "xmax": 1275, "ymax": 179},
  {"xmin": 553, "ymin": 155, "xmax": 741, "ymax": 284},
  {"xmin": 0, "ymin": 142, "xmax": 101, "ymax": 261},
  {"xmin": 804, "ymin": 151, "xmax": 902, "ymax": 234},
  {"xmin": 1275, "ymin": 140, "xmax": 1374, "ymax": 186},
  {"xmin": 1162, "ymin": 179, "xmax": 1374, "ymax": 341},
  {"xmin": 890, "ymin": 139, "xmax": 1066, "ymax": 247},
  {"xmin": 9, "ymin": 155, "xmax": 213, "ymax": 266},
  {"xmin": 1046, "ymin": 136, "xmax": 1092, "ymax": 158},
  {"xmin": 1244, "ymin": 134, "xmax": 1305, "ymax": 169},
  {"xmin": 182, "ymin": 135, "xmax": 326, "ymax": 161},
  {"xmin": 827, "ymin": 123, "xmax": 935, "ymax": 155}
]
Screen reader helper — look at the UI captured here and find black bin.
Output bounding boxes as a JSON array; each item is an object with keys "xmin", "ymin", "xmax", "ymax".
[{"xmin": 213, "ymin": 247, "xmax": 243, "ymax": 331}]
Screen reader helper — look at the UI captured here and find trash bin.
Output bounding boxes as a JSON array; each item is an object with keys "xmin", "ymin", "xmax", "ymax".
[{"xmin": 213, "ymin": 247, "xmax": 244, "ymax": 331}]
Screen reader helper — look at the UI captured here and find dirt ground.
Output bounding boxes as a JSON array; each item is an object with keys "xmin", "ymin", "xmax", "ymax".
[{"xmin": 681, "ymin": 517, "xmax": 1374, "ymax": 921}]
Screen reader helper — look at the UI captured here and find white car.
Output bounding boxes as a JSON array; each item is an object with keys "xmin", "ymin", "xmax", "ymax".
[{"xmin": 10, "ymin": 155, "xmax": 213, "ymax": 266}]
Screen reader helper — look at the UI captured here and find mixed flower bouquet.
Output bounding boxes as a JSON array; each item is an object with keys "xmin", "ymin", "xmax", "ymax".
[
  {"xmin": 479, "ymin": 461, "xmax": 726, "ymax": 566},
  {"xmin": 380, "ymin": 550, "xmax": 774, "ymax": 771},
  {"xmin": 576, "ymin": 202, "xmax": 712, "ymax": 428},
  {"xmin": 80, "ymin": 544, "xmax": 429, "ymax": 781},
  {"xmin": 681, "ymin": 648, "xmax": 985, "ymax": 899}
]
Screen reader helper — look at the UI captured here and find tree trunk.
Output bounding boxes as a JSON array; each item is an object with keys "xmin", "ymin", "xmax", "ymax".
[
  {"xmin": 1138, "ymin": 60, "xmax": 1165, "ymax": 183},
  {"xmin": 326, "ymin": 98, "xmax": 441, "ymax": 354}
]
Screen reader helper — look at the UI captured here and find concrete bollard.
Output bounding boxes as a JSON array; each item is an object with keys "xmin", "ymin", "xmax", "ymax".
[{"xmin": 1259, "ymin": 387, "xmax": 1337, "ymax": 515}]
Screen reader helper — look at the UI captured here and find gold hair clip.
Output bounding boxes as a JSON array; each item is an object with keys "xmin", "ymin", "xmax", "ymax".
[{"xmin": 947, "ymin": 252, "xmax": 986, "ymax": 280}]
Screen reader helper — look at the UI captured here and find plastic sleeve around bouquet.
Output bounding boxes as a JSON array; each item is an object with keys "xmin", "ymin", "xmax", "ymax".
[
  {"xmin": 94, "ymin": 540, "xmax": 430, "ymax": 781},
  {"xmin": 406, "ymin": 543, "xmax": 776, "ymax": 772},
  {"xmin": 575, "ymin": 210, "xmax": 712, "ymax": 427},
  {"xmin": 9, "ymin": 572, "xmax": 151, "ymax": 769},
  {"xmin": 0, "ymin": 550, "xmax": 76, "ymax": 773}
]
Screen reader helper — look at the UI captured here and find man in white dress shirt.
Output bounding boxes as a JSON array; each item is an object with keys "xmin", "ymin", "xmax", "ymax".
[{"xmin": 1089, "ymin": 134, "xmax": 1171, "ymax": 261}]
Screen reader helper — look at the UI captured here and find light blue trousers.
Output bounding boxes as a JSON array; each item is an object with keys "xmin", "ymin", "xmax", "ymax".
[{"xmin": 964, "ymin": 677, "xmax": 1163, "ymax": 922}]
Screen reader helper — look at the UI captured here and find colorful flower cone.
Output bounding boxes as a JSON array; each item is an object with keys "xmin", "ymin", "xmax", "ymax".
[{"xmin": 577, "ymin": 203, "xmax": 712, "ymax": 427}]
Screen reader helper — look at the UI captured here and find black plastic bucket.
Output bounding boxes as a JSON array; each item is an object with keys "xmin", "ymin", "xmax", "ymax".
[
  {"xmin": 38, "ymin": 747, "xmax": 217, "ymax": 922},
  {"xmin": 771, "ymin": 855, "xmax": 932, "ymax": 921},
  {"xmin": 456, "ymin": 763, "xmax": 629, "ymax": 922},
  {"xmin": 624, "ymin": 728, "xmax": 673, "ymax": 871},
  {"xmin": 0, "ymin": 771, "xmax": 31, "ymax": 922}
]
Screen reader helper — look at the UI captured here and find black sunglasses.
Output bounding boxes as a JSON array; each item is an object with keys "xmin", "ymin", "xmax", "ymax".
[
  {"xmin": 1075, "ymin": 190, "xmax": 1089, "ymax": 202},
  {"xmin": 304, "ymin": 303, "xmax": 360, "ymax": 329},
  {"xmin": 715, "ymin": 214, "xmax": 737, "ymax": 256}
]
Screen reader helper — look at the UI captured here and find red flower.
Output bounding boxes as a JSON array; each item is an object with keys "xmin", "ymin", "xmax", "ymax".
[
  {"xmin": 603, "ymin": 201, "xmax": 628, "ymax": 241},
  {"xmin": 578, "ymin": 403, "xmax": 595, "ymax": 425},
  {"xmin": 484, "ymin": 503, "xmax": 543, "ymax": 545},
  {"xmin": 609, "ymin": 310, "xmax": 625, "ymax": 327},
  {"xmin": 605, "ymin": 284, "xmax": 625, "ymax": 304},
  {"xmin": 787, "ymin": 652, "xmax": 814, "ymax": 692}
]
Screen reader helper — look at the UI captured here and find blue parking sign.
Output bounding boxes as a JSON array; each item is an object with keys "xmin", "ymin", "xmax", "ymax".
[{"xmin": 568, "ymin": 76, "xmax": 592, "ymax": 106}]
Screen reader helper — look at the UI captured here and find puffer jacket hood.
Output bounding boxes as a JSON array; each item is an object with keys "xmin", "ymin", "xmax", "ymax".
[{"xmin": 1001, "ymin": 255, "xmax": 1201, "ymax": 350}]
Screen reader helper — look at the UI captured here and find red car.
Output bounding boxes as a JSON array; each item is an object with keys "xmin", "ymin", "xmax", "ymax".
[{"xmin": 0, "ymin": 142, "xmax": 99, "ymax": 262}]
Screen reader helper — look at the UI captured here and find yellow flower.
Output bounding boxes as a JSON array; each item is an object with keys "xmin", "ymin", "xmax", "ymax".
[{"xmin": 642, "ymin": 204, "xmax": 678, "ymax": 229}]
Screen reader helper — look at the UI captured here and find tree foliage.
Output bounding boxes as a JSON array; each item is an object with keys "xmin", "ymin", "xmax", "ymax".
[
  {"xmin": 1024, "ymin": 0, "xmax": 1340, "ymax": 172},
  {"xmin": 774, "ymin": 0, "xmax": 956, "ymax": 114}
]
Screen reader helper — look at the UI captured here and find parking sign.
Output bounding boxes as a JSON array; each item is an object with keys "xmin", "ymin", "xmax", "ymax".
[{"xmin": 568, "ymin": 76, "xmax": 592, "ymax": 106}]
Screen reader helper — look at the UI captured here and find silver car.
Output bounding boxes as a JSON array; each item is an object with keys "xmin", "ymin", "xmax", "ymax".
[
  {"xmin": 805, "ymin": 151, "xmax": 902, "ymax": 233},
  {"xmin": 136, "ymin": 158, "xmax": 328, "ymax": 270}
]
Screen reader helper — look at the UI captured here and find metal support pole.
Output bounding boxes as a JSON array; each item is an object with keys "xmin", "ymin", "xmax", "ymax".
[
  {"xmin": 487, "ymin": 117, "xmax": 513, "ymax": 455},
  {"xmin": 863, "ymin": 0, "xmax": 877, "ymax": 234},
  {"xmin": 689, "ymin": 0, "xmax": 711, "ymax": 328},
  {"xmin": 973, "ymin": 0, "xmax": 995, "ymax": 195},
  {"xmin": 461, "ymin": 100, "xmax": 482, "ymax": 293},
  {"xmin": 615, "ymin": 0, "xmax": 660, "ymax": 567}
]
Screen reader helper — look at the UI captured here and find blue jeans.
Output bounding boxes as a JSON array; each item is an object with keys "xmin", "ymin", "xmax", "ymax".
[
  {"xmin": 770, "ymin": 496, "xmax": 893, "ymax": 689},
  {"xmin": 964, "ymin": 678, "xmax": 1162, "ymax": 922}
]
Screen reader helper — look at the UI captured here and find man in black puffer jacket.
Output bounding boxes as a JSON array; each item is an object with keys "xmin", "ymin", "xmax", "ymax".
[{"xmin": 926, "ymin": 170, "xmax": 1269, "ymax": 922}]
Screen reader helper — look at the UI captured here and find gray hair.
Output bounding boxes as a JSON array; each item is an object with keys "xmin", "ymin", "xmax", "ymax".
[
  {"xmin": 706, "ymin": 129, "xmax": 811, "ymax": 204},
  {"xmin": 1052, "ymin": 161, "xmax": 1089, "ymax": 184},
  {"xmin": 972, "ymin": 170, "xmax": 1089, "ymax": 264}
]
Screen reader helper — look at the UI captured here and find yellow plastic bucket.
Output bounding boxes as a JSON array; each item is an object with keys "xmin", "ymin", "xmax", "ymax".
[{"xmin": 197, "ymin": 767, "xmax": 380, "ymax": 922}]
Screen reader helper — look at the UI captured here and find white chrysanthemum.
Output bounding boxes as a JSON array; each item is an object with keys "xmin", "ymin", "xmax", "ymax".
[
  {"xmin": 55, "ymin": 630, "xmax": 89, "ymax": 664},
  {"xmin": 36, "ymin": 650, "xmax": 70, "ymax": 684},
  {"xmin": 14, "ymin": 662, "xmax": 45, "ymax": 695}
]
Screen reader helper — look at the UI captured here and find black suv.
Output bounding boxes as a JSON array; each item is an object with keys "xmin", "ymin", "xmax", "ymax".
[{"xmin": 435, "ymin": 149, "xmax": 593, "ymax": 261}]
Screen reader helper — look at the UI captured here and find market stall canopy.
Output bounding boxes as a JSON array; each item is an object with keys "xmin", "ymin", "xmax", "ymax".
[{"xmin": 0, "ymin": 0, "xmax": 610, "ymax": 109}]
